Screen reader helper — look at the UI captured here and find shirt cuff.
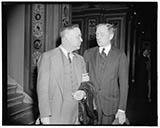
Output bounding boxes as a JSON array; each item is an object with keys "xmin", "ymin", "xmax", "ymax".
[{"xmin": 118, "ymin": 109, "xmax": 125, "ymax": 113}]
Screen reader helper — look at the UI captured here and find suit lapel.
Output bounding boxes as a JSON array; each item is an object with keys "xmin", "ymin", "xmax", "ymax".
[
  {"xmin": 90, "ymin": 47, "xmax": 98, "ymax": 74},
  {"xmin": 90, "ymin": 47, "xmax": 101, "ymax": 87},
  {"xmin": 51, "ymin": 47, "xmax": 65, "ymax": 95}
]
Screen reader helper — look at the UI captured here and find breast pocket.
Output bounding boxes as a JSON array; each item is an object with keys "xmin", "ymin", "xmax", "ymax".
[{"xmin": 106, "ymin": 63, "xmax": 117, "ymax": 80}]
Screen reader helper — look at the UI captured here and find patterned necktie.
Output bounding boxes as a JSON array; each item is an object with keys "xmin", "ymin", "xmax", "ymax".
[
  {"xmin": 101, "ymin": 48, "xmax": 106, "ymax": 58},
  {"xmin": 68, "ymin": 52, "xmax": 72, "ymax": 63}
]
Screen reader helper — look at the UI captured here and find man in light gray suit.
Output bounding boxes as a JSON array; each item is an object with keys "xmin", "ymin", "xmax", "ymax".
[
  {"xmin": 37, "ymin": 24, "xmax": 87, "ymax": 124},
  {"xmin": 84, "ymin": 23, "xmax": 129, "ymax": 124}
]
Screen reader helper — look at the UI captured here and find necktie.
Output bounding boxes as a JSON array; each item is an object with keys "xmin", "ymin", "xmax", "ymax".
[
  {"xmin": 101, "ymin": 48, "xmax": 106, "ymax": 58},
  {"xmin": 68, "ymin": 52, "xmax": 72, "ymax": 63}
]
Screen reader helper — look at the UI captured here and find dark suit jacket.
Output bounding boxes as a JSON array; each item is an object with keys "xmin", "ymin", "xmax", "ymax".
[{"xmin": 83, "ymin": 46, "xmax": 128, "ymax": 116}]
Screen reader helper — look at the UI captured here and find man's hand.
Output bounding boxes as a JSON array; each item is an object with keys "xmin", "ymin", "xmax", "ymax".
[
  {"xmin": 40, "ymin": 117, "xmax": 50, "ymax": 124},
  {"xmin": 72, "ymin": 90, "xmax": 86, "ymax": 100},
  {"xmin": 115, "ymin": 110, "xmax": 126, "ymax": 124}
]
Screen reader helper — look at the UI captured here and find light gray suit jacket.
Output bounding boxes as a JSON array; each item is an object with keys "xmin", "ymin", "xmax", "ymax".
[{"xmin": 37, "ymin": 46, "xmax": 86, "ymax": 124}]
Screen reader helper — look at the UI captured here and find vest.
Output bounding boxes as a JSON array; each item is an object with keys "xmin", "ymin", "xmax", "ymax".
[
  {"xmin": 96, "ymin": 52, "xmax": 108, "ymax": 89},
  {"xmin": 60, "ymin": 52, "xmax": 79, "ymax": 123}
]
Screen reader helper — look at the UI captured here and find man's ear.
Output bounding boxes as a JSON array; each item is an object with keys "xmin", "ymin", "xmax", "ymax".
[{"xmin": 109, "ymin": 33, "xmax": 114, "ymax": 40}]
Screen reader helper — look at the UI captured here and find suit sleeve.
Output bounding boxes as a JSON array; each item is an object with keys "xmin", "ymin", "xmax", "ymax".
[
  {"xmin": 37, "ymin": 53, "xmax": 52, "ymax": 118},
  {"xmin": 118, "ymin": 52, "xmax": 129, "ymax": 111},
  {"xmin": 81, "ymin": 56, "xmax": 87, "ymax": 74},
  {"xmin": 83, "ymin": 50, "xmax": 89, "ymax": 73}
]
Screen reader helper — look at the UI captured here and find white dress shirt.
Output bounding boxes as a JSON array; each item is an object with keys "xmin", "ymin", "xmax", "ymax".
[
  {"xmin": 99, "ymin": 44, "xmax": 111, "ymax": 56},
  {"xmin": 59, "ymin": 45, "xmax": 74, "ymax": 61}
]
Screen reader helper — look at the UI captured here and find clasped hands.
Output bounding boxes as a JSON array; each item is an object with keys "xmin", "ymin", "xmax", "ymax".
[
  {"xmin": 72, "ymin": 90, "xmax": 86, "ymax": 101},
  {"xmin": 72, "ymin": 72, "xmax": 88, "ymax": 101},
  {"xmin": 40, "ymin": 73, "xmax": 89, "ymax": 124}
]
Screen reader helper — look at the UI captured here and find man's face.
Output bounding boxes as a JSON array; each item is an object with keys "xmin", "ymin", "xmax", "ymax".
[
  {"xmin": 96, "ymin": 25, "xmax": 113, "ymax": 47},
  {"xmin": 66, "ymin": 28, "xmax": 83, "ymax": 51}
]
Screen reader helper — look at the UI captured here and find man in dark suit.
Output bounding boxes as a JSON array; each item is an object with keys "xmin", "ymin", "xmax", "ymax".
[{"xmin": 83, "ymin": 23, "xmax": 129, "ymax": 124}]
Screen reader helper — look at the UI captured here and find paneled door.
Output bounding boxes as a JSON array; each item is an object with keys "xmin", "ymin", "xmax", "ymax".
[
  {"xmin": 72, "ymin": 4, "xmax": 128, "ymax": 55},
  {"xmin": 105, "ymin": 13, "xmax": 126, "ymax": 51}
]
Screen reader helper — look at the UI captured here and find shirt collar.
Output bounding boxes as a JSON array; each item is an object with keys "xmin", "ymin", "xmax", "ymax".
[
  {"xmin": 59, "ymin": 45, "xmax": 74, "ymax": 60},
  {"xmin": 99, "ymin": 44, "xmax": 111, "ymax": 56}
]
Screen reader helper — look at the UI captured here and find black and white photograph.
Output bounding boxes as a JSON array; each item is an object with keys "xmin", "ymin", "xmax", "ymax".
[{"xmin": 2, "ymin": 1, "xmax": 158, "ymax": 126}]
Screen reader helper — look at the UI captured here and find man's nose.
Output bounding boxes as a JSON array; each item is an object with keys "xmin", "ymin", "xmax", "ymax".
[{"xmin": 80, "ymin": 37, "xmax": 83, "ymax": 42}]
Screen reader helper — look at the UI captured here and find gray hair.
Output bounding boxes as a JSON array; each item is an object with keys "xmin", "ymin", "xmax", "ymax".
[
  {"xmin": 96, "ymin": 23, "xmax": 115, "ymax": 34},
  {"xmin": 60, "ymin": 24, "xmax": 79, "ymax": 38}
]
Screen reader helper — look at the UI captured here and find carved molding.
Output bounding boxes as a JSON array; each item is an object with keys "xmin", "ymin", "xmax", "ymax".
[
  {"xmin": 88, "ymin": 18, "xmax": 97, "ymax": 41},
  {"xmin": 62, "ymin": 4, "xmax": 71, "ymax": 28},
  {"xmin": 86, "ymin": 17, "xmax": 99, "ymax": 49},
  {"xmin": 30, "ymin": 4, "xmax": 45, "ymax": 90},
  {"xmin": 31, "ymin": 4, "xmax": 45, "ymax": 67}
]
